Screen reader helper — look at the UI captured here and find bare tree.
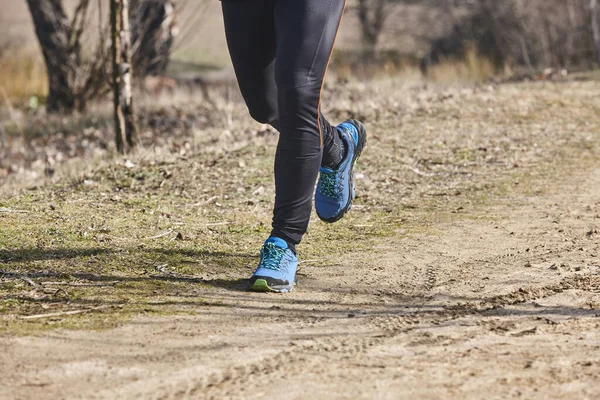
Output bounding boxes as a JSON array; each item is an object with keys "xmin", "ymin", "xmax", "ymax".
[
  {"xmin": 357, "ymin": 0, "xmax": 388, "ymax": 53},
  {"xmin": 111, "ymin": 0, "xmax": 138, "ymax": 153},
  {"xmin": 420, "ymin": 0, "xmax": 599, "ymax": 72},
  {"xmin": 25, "ymin": 0, "xmax": 108, "ymax": 113},
  {"xmin": 355, "ymin": 0, "xmax": 436, "ymax": 55},
  {"xmin": 26, "ymin": 0, "xmax": 74, "ymax": 113},
  {"xmin": 592, "ymin": 0, "xmax": 600, "ymax": 64},
  {"xmin": 131, "ymin": 0, "xmax": 176, "ymax": 76},
  {"xmin": 26, "ymin": 0, "xmax": 176, "ymax": 114}
]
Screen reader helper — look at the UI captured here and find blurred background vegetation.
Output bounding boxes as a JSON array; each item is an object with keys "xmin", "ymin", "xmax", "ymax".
[
  {"xmin": 2, "ymin": 0, "xmax": 599, "ymax": 106},
  {"xmin": 1, "ymin": 0, "xmax": 599, "ymax": 183}
]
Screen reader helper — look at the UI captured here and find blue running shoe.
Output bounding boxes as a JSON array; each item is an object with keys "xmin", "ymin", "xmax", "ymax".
[
  {"xmin": 316, "ymin": 119, "xmax": 367, "ymax": 223},
  {"xmin": 250, "ymin": 237, "xmax": 298, "ymax": 293}
]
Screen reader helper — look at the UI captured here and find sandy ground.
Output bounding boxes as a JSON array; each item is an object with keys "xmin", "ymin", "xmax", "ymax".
[
  {"xmin": 3, "ymin": 153, "xmax": 600, "ymax": 398},
  {"xmin": 2, "ymin": 3, "xmax": 600, "ymax": 399}
]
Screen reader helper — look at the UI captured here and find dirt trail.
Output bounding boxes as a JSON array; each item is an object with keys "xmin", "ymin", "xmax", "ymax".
[{"xmin": 3, "ymin": 155, "xmax": 600, "ymax": 398}]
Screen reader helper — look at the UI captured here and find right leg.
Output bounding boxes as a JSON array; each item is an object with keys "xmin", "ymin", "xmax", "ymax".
[
  {"xmin": 221, "ymin": 0, "xmax": 278, "ymax": 126},
  {"xmin": 223, "ymin": 0, "xmax": 299, "ymax": 293}
]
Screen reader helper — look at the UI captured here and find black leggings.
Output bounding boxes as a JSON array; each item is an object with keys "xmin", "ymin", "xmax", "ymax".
[{"xmin": 222, "ymin": 0, "xmax": 347, "ymax": 250}]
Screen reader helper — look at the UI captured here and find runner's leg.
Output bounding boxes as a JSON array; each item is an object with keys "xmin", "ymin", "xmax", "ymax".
[
  {"xmin": 221, "ymin": 0, "xmax": 278, "ymax": 127},
  {"xmin": 223, "ymin": 0, "xmax": 347, "ymax": 252},
  {"xmin": 270, "ymin": 0, "xmax": 347, "ymax": 248}
]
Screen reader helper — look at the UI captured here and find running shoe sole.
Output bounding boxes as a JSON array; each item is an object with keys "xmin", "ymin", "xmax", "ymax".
[{"xmin": 250, "ymin": 278, "xmax": 295, "ymax": 293}]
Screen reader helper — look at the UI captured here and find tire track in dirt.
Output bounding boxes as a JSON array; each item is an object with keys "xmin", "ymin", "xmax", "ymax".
[
  {"xmin": 178, "ymin": 335, "xmax": 383, "ymax": 400},
  {"xmin": 424, "ymin": 263, "xmax": 438, "ymax": 293},
  {"xmin": 158, "ymin": 271, "xmax": 599, "ymax": 399},
  {"xmin": 154, "ymin": 168, "xmax": 600, "ymax": 399},
  {"xmin": 5, "ymin": 134, "xmax": 600, "ymax": 399}
]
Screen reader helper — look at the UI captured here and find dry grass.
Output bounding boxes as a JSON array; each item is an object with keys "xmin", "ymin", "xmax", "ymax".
[
  {"xmin": 426, "ymin": 47, "xmax": 498, "ymax": 84},
  {"xmin": 0, "ymin": 0, "xmax": 500, "ymax": 104},
  {"xmin": 1, "ymin": 76, "xmax": 599, "ymax": 333},
  {"xmin": 332, "ymin": 52, "xmax": 499, "ymax": 84},
  {"xmin": 0, "ymin": 47, "xmax": 501, "ymax": 107},
  {"xmin": 0, "ymin": 52, "xmax": 47, "ymax": 104}
]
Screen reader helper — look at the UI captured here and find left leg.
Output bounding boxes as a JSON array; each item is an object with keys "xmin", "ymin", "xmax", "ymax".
[
  {"xmin": 270, "ymin": 0, "xmax": 347, "ymax": 249},
  {"xmin": 221, "ymin": 0, "xmax": 278, "ymax": 126},
  {"xmin": 251, "ymin": 0, "xmax": 367, "ymax": 292}
]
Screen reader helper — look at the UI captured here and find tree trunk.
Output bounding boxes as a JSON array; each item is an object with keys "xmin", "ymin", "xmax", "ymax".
[
  {"xmin": 357, "ymin": 0, "xmax": 387, "ymax": 55},
  {"xmin": 592, "ymin": 0, "xmax": 600, "ymax": 65},
  {"xmin": 25, "ymin": 0, "xmax": 76, "ymax": 113},
  {"xmin": 111, "ymin": 0, "xmax": 138, "ymax": 154},
  {"xmin": 131, "ymin": 0, "xmax": 176, "ymax": 76}
]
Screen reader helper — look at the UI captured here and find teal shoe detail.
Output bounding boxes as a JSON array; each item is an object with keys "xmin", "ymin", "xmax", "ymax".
[
  {"xmin": 250, "ymin": 237, "xmax": 298, "ymax": 293},
  {"xmin": 316, "ymin": 119, "xmax": 367, "ymax": 223}
]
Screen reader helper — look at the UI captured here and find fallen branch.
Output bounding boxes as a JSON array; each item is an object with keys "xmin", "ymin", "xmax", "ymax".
[
  {"xmin": 41, "ymin": 281, "xmax": 119, "ymax": 287},
  {"xmin": 20, "ymin": 275, "xmax": 37, "ymax": 287},
  {"xmin": 204, "ymin": 196, "xmax": 218, "ymax": 204},
  {"xmin": 0, "ymin": 207, "xmax": 29, "ymax": 214},
  {"xmin": 155, "ymin": 263, "xmax": 177, "ymax": 276},
  {"xmin": 51, "ymin": 287, "xmax": 71, "ymax": 301},
  {"xmin": 403, "ymin": 165, "xmax": 436, "ymax": 177},
  {"xmin": 153, "ymin": 264, "xmax": 198, "ymax": 280},
  {"xmin": 20, "ymin": 310, "xmax": 86, "ymax": 320},
  {"xmin": 19, "ymin": 306, "xmax": 108, "ymax": 320},
  {"xmin": 204, "ymin": 222, "xmax": 229, "ymax": 227},
  {"xmin": 145, "ymin": 229, "xmax": 174, "ymax": 240}
]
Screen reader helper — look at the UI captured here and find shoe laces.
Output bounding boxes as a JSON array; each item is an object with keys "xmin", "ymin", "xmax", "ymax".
[
  {"xmin": 260, "ymin": 242, "xmax": 286, "ymax": 271},
  {"xmin": 319, "ymin": 169, "xmax": 344, "ymax": 198}
]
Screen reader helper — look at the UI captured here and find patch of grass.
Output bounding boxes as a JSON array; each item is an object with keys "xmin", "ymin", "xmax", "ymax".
[
  {"xmin": 1, "ymin": 78, "xmax": 600, "ymax": 335},
  {"xmin": 330, "ymin": 46, "xmax": 500, "ymax": 83},
  {"xmin": 427, "ymin": 47, "xmax": 498, "ymax": 84},
  {"xmin": 0, "ymin": 51, "xmax": 47, "ymax": 104}
]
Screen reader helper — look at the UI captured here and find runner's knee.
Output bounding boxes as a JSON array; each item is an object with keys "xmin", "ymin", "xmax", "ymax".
[
  {"xmin": 239, "ymin": 85, "xmax": 278, "ymax": 125},
  {"xmin": 276, "ymin": 83, "xmax": 321, "ymax": 125},
  {"xmin": 276, "ymin": 84, "xmax": 322, "ymax": 155},
  {"xmin": 248, "ymin": 105, "xmax": 277, "ymax": 125}
]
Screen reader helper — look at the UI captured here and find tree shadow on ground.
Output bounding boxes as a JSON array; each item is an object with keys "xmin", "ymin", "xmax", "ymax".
[
  {"xmin": 1, "ymin": 246, "xmax": 599, "ymax": 324},
  {"xmin": 0, "ymin": 246, "xmax": 255, "ymax": 292}
]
